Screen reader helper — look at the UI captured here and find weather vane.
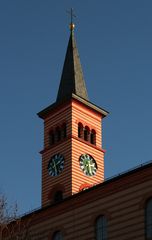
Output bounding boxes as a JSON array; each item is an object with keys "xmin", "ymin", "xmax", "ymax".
[{"xmin": 67, "ymin": 8, "xmax": 76, "ymax": 31}]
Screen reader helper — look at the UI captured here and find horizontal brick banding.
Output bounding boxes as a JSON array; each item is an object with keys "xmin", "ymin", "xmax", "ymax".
[
  {"xmin": 13, "ymin": 163, "xmax": 152, "ymax": 240},
  {"xmin": 41, "ymin": 98, "xmax": 104, "ymax": 207}
]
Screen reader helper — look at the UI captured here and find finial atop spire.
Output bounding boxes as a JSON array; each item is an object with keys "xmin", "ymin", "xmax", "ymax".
[{"xmin": 67, "ymin": 8, "xmax": 76, "ymax": 31}]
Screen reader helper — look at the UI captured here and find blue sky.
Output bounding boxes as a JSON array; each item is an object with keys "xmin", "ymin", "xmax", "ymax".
[{"xmin": 0, "ymin": 0, "xmax": 152, "ymax": 214}]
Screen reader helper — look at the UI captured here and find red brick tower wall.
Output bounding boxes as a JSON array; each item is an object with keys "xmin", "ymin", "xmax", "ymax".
[
  {"xmin": 41, "ymin": 102, "xmax": 72, "ymax": 207},
  {"xmin": 71, "ymin": 99, "xmax": 104, "ymax": 194},
  {"xmin": 41, "ymin": 99, "xmax": 105, "ymax": 207}
]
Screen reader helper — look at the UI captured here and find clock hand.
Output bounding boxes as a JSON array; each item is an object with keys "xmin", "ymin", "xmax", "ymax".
[
  {"xmin": 87, "ymin": 162, "xmax": 92, "ymax": 175},
  {"xmin": 88, "ymin": 162, "xmax": 95, "ymax": 175},
  {"xmin": 56, "ymin": 160, "xmax": 61, "ymax": 165},
  {"xmin": 52, "ymin": 159, "xmax": 57, "ymax": 175}
]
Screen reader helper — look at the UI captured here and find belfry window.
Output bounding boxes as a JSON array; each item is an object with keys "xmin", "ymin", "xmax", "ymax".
[
  {"xmin": 90, "ymin": 129, "xmax": 96, "ymax": 145},
  {"xmin": 78, "ymin": 123, "xmax": 83, "ymax": 138},
  {"xmin": 95, "ymin": 215, "xmax": 107, "ymax": 240},
  {"xmin": 49, "ymin": 130, "xmax": 55, "ymax": 145},
  {"xmin": 52, "ymin": 231, "xmax": 63, "ymax": 240},
  {"xmin": 49, "ymin": 123, "xmax": 67, "ymax": 146},
  {"xmin": 62, "ymin": 123, "xmax": 67, "ymax": 138},
  {"xmin": 78, "ymin": 123, "xmax": 97, "ymax": 145},
  {"xmin": 56, "ymin": 127, "xmax": 61, "ymax": 142},
  {"xmin": 145, "ymin": 198, "xmax": 152, "ymax": 239},
  {"xmin": 84, "ymin": 126, "xmax": 90, "ymax": 141}
]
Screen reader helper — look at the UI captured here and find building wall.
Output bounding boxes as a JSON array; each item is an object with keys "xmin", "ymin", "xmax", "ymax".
[{"xmin": 26, "ymin": 164, "xmax": 152, "ymax": 240}]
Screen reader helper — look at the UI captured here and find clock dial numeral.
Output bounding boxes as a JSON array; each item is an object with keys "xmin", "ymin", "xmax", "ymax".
[
  {"xmin": 79, "ymin": 154, "xmax": 97, "ymax": 176},
  {"xmin": 48, "ymin": 154, "xmax": 64, "ymax": 176}
]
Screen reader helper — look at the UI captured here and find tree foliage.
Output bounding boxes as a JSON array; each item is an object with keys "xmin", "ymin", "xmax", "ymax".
[
  {"xmin": 0, "ymin": 194, "xmax": 17, "ymax": 225},
  {"xmin": 0, "ymin": 195, "xmax": 32, "ymax": 240}
]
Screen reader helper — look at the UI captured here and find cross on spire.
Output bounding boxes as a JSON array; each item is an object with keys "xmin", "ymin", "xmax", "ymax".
[{"xmin": 67, "ymin": 8, "xmax": 76, "ymax": 31}]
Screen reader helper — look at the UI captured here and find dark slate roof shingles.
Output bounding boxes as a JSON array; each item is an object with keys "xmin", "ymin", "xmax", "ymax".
[{"xmin": 56, "ymin": 30, "xmax": 89, "ymax": 103}]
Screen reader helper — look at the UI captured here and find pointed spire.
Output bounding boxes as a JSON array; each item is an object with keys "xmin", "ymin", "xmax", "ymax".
[
  {"xmin": 38, "ymin": 12, "xmax": 109, "ymax": 119},
  {"xmin": 56, "ymin": 21, "xmax": 89, "ymax": 103}
]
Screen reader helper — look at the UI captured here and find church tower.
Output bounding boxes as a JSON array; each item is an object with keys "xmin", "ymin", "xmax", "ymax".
[{"xmin": 38, "ymin": 21, "xmax": 108, "ymax": 207}]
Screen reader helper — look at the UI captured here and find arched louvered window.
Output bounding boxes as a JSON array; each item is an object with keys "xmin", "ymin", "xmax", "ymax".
[
  {"xmin": 78, "ymin": 123, "xmax": 83, "ymax": 138},
  {"xmin": 84, "ymin": 126, "xmax": 90, "ymax": 141},
  {"xmin": 52, "ymin": 231, "xmax": 63, "ymax": 240},
  {"xmin": 56, "ymin": 127, "xmax": 61, "ymax": 142},
  {"xmin": 62, "ymin": 123, "xmax": 67, "ymax": 139},
  {"xmin": 95, "ymin": 215, "xmax": 107, "ymax": 240},
  {"xmin": 90, "ymin": 129, "xmax": 96, "ymax": 145},
  {"xmin": 146, "ymin": 198, "xmax": 152, "ymax": 239},
  {"xmin": 49, "ymin": 130, "xmax": 55, "ymax": 145}
]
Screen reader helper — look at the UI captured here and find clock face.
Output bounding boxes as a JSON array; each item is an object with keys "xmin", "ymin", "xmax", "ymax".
[
  {"xmin": 79, "ymin": 154, "xmax": 97, "ymax": 176},
  {"xmin": 48, "ymin": 153, "xmax": 64, "ymax": 176}
]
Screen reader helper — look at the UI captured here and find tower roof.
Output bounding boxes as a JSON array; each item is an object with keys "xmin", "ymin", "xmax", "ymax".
[
  {"xmin": 56, "ymin": 29, "xmax": 89, "ymax": 103},
  {"xmin": 38, "ymin": 23, "xmax": 109, "ymax": 119}
]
